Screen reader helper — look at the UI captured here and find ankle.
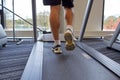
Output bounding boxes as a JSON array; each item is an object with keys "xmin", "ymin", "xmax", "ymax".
[
  {"xmin": 54, "ymin": 40, "xmax": 61, "ymax": 46},
  {"xmin": 66, "ymin": 25, "xmax": 73, "ymax": 32}
]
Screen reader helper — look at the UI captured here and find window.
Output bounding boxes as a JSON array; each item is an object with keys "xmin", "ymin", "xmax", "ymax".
[
  {"xmin": 4, "ymin": 0, "xmax": 50, "ymax": 31},
  {"xmin": 4, "ymin": 0, "xmax": 50, "ymax": 38}
]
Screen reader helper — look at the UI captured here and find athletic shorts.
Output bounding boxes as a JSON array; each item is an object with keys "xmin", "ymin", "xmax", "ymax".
[{"xmin": 43, "ymin": 0, "xmax": 74, "ymax": 8}]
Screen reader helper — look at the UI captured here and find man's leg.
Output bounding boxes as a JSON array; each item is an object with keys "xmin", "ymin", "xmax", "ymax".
[
  {"xmin": 50, "ymin": 5, "xmax": 60, "ymax": 41},
  {"xmin": 50, "ymin": 5, "xmax": 62, "ymax": 53},
  {"xmin": 65, "ymin": 8, "xmax": 74, "ymax": 26}
]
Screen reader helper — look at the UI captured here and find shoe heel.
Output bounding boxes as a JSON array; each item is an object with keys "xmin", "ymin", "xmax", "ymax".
[{"xmin": 64, "ymin": 32, "xmax": 75, "ymax": 50}]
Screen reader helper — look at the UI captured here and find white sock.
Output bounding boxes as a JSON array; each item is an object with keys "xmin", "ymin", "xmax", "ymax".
[
  {"xmin": 66, "ymin": 25, "xmax": 73, "ymax": 32},
  {"xmin": 54, "ymin": 40, "xmax": 61, "ymax": 46}
]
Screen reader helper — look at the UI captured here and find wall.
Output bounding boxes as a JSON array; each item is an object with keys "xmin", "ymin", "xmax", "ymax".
[{"xmin": 73, "ymin": 0, "xmax": 104, "ymax": 37}]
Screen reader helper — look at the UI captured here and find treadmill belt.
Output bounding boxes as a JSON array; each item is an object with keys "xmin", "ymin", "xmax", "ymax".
[{"xmin": 42, "ymin": 42, "xmax": 119, "ymax": 80}]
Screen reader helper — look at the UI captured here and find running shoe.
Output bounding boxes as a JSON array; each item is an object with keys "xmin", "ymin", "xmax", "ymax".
[
  {"xmin": 52, "ymin": 45, "xmax": 62, "ymax": 54},
  {"xmin": 64, "ymin": 29, "xmax": 75, "ymax": 50}
]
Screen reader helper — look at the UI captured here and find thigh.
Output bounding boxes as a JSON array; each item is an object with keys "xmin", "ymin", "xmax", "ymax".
[
  {"xmin": 43, "ymin": 0, "xmax": 61, "ymax": 6},
  {"xmin": 62, "ymin": 0, "xmax": 74, "ymax": 8}
]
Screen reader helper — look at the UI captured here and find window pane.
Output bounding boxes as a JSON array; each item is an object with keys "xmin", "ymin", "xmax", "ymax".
[
  {"xmin": 4, "ymin": 0, "xmax": 13, "ymax": 30},
  {"xmin": 14, "ymin": 0, "xmax": 32, "ymax": 21},
  {"xmin": 104, "ymin": 0, "xmax": 120, "ymax": 31},
  {"xmin": 14, "ymin": 0, "xmax": 32, "ymax": 30},
  {"xmin": 0, "ymin": 0, "xmax": 2, "ymax": 10},
  {"xmin": 5, "ymin": 11, "xmax": 13, "ymax": 30},
  {"xmin": 15, "ymin": 16, "xmax": 32, "ymax": 30},
  {"xmin": 36, "ymin": 0, "xmax": 50, "ymax": 31}
]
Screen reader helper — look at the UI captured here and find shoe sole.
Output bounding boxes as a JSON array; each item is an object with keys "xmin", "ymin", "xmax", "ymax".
[
  {"xmin": 64, "ymin": 32, "xmax": 75, "ymax": 50},
  {"xmin": 53, "ymin": 50, "xmax": 62, "ymax": 54},
  {"xmin": 52, "ymin": 48, "xmax": 62, "ymax": 54}
]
